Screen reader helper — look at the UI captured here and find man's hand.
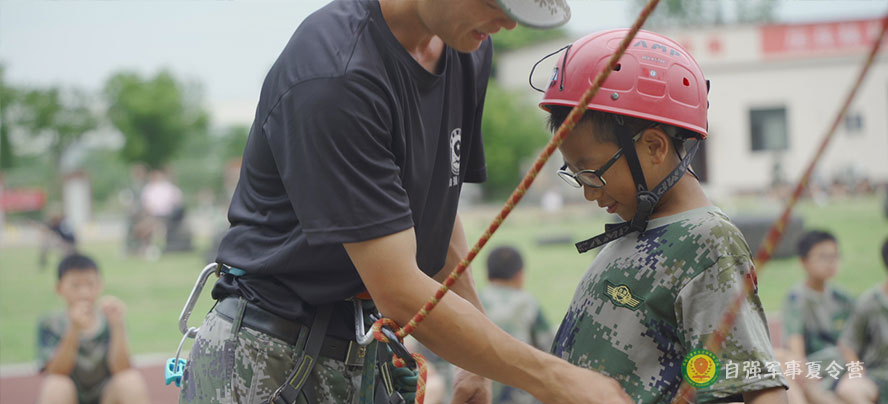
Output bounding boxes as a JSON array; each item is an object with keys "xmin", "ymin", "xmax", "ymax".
[
  {"xmin": 449, "ymin": 368, "xmax": 492, "ymax": 404},
  {"xmin": 100, "ymin": 296, "xmax": 126, "ymax": 329}
]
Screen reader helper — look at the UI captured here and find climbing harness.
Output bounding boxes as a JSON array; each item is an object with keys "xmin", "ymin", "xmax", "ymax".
[{"xmin": 166, "ymin": 264, "xmax": 421, "ymax": 404}]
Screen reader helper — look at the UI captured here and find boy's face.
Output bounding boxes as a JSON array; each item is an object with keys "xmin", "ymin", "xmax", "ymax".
[
  {"xmin": 801, "ymin": 240, "xmax": 839, "ymax": 281},
  {"xmin": 558, "ymin": 121, "xmax": 642, "ymax": 221},
  {"xmin": 57, "ymin": 269, "xmax": 102, "ymax": 307}
]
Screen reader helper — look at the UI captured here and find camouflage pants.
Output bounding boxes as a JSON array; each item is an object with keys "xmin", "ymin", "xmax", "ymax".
[{"xmin": 179, "ymin": 306, "xmax": 369, "ymax": 404}]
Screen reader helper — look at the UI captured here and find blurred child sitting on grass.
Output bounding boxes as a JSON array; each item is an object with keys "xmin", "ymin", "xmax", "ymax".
[
  {"xmin": 835, "ymin": 237, "xmax": 888, "ymax": 404},
  {"xmin": 779, "ymin": 230, "xmax": 854, "ymax": 404},
  {"xmin": 36, "ymin": 253, "xmax": 150, "ymax": 404},
  {"xmin": 480, "ymin": 245, "xmax": 554, "ymax": 404}
]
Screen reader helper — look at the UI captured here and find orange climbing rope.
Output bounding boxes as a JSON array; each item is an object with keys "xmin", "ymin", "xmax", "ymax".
[
  {"xmin": 670, "ymin": 14, "xmax": 888, "ymax": 404},
  {"xmin": 369, "ymin": 0, "xmax": 662, "ymax": 402}
]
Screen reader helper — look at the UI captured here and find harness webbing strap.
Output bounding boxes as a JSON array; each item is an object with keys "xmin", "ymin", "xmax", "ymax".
[
  {"xmin": 575, "ymin": 140, "xmax": 700, "ymax": 253},
  {"xmin": 270, "ymin": 305, "xmax": 333, "ymax": 404}
]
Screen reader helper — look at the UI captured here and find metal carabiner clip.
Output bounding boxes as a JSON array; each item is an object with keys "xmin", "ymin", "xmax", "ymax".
[
  {"xmin": 165, "ymin": 263, "xmax": 218, "ymax": 387},
  {"xmin": 353, "ymin": 298, "xmax": 376, "ymax": 346}
]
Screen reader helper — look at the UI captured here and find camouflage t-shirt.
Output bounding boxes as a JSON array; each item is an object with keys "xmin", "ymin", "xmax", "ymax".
[
  {"xmin": 781, "ymin": 282, "xmax": 854, "ymax": 363},
  {"xmin": 37, "ymin": 310, "xmax": 111, "ymax": 404},
  {"xmin": 552, "ymin": 206, "xmax": 787, "ymax": 403},
  {"xmin": 840, "ymin": 285, "xmax": 888, "ymax": 373},
  {"xmin": 480, "ymin": 284, "xmax": 553, "ymax": 404}
]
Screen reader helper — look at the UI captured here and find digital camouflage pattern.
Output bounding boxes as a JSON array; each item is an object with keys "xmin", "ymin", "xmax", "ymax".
[
  {"xmin": 37, "ymin": 310, "xmax": 111, "ymax": 404},
  {"xmin": 180, "ymin": 310, "xmax": 367, "ymax": 404},
  {"xmin": 839, "ymin": 285, "xmax": 888, "ymax": 403},
  {"xmin": 480, "ymin": 284, "xmax": 552, "ymax": 404},
  {"xmin": 551, "ymin": 206, "xmax": 787, "ymax": 403},
  {"xmin": 781, "ymin": 282, "xmax": 854, "ymax": 364}
]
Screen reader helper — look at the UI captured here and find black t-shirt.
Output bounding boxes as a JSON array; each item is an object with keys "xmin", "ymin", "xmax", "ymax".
[{"xmin": 213, "ymin": 0, "xmax": 491, "ymax": 339}]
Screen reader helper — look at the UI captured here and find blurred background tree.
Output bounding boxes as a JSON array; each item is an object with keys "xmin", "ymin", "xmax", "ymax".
[
  {"xmin": 480, "ymin": 81, "xmax": 549, "ymax": 200},
  {"xmin": 0, "ymin": 64, "xmax": 18, "ymax": 170},
  {"xmin": 104, "ymin": 70, "xmax": 209, "ymax": 170},
  {"xmin": 480, "ymin": 26, "xmax": 569, "ymax": 200},
  {"xmin": 16, "ymin": 86, "xmax": 98, "ymax": 195}
]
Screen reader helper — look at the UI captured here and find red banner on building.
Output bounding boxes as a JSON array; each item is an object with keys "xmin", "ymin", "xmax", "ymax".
[{"xmin": 762, "ymin": 18, "xmax": 886, "ymax": 57}]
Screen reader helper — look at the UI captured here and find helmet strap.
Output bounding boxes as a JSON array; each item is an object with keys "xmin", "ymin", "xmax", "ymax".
[{"xmin": 574, "ymin": 133, "xmax": 701, "ymax": 254}]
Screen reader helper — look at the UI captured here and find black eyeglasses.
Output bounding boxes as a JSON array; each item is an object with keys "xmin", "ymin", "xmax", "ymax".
[{"xmin": 557, "ymin": 147, "xmax": 624, "ymax": 189}]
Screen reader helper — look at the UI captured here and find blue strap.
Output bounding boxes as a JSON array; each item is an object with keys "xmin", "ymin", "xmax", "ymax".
[{"xmin": 224, "ymin": 266, "xmax": 246, "ymax": 276}]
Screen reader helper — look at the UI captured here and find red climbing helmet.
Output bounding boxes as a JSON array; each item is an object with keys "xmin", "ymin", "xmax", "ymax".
[{"xmin": 539, "ymin": 29, "xmax": 708, "ymax": 138}]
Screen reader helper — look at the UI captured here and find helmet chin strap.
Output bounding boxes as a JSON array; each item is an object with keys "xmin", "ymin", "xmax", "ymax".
[{"xmin": 575, "ymin": 127, "xmax": 700, "ymax": 253}]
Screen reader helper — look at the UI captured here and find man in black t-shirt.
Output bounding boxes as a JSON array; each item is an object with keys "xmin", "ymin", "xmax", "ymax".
[{"xmin": 180, "ymin": 1, "xmax": 632, "ymax": 404}]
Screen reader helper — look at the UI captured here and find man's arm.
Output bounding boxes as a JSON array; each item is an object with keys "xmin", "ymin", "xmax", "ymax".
[
  {"xmin": 431, "ymin": 214, "xmax": 490, "ymax": 404},
  {"xmin": 102, "ymin": 297, "xmax": 133, "ymax": 374},
  {"xmin": 345, "ymin": 228, "xmax": 633, "ymax": 404},
  {"xmin": 433, "ymin": 214, "xmax": 483, "ymax": 312}
]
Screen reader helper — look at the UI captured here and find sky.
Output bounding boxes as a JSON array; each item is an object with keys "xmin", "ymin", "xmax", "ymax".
[{"xmin": 1, "ymin": 0, "xmax": 886, "ymax": 126}]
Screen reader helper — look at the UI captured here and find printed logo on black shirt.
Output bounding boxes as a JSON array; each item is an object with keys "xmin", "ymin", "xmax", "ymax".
[{"xmin": 449, "ymin": 128, "xmax": 461, "ymax": 187}]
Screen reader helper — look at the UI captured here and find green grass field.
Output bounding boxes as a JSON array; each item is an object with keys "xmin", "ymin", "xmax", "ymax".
[{"xmin": 1, "ymin": 196, "xmax": 885, "ymax": 365}]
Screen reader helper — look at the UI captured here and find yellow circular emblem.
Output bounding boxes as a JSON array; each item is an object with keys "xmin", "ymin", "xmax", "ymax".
[
  {"xmin": 681, "ymin": 349, "xmax": 719, "ymax": 388},
  {"xmin": 612, "ymin": 285, "xmax": 632, "ymax": 304}
]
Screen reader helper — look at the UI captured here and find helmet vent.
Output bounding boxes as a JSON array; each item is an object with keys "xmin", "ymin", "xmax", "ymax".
[
  {"xmin": 683, "ymin": 77, "xmax": 690, "ymax": 86},
  {"xmin": 614, "ymin": 63, "xmax": 622, "ymax": 71}
]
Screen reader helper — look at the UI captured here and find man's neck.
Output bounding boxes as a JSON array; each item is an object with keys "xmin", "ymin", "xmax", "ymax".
[{"xmin": 379, "ymin": 0, "xmax": 445, "ymax": 73}]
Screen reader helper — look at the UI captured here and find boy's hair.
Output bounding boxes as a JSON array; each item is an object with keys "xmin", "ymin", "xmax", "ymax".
[
  {"xmin": 881, "ymin": 238, "xmax": 888, "ymax": 270},
  {"xmin": 546, "ymin": 105, "xmax": 695, "ymax": 148},
  {"xmin": 797, "ymin": 230, "xmax": 837, "ymax": 259},
  {"xmin": 57, "ymin": 253, "xmax": 99, "ymax": 280},
  {"xmin": 487, "ymin": 246, "xmax": 524, "ymax": 280}
]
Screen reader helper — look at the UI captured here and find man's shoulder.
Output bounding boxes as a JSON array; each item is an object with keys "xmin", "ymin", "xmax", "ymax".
[{"xmin": 267, "ymin": 0, "xmax": 382, "ymax": 89}]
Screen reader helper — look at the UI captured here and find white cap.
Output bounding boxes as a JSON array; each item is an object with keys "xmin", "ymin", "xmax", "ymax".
[{"xmin": 495, "ymin": 0, "xmax": 571, "ymax": 29}]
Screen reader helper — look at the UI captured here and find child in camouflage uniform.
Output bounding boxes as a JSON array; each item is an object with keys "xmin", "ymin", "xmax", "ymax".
[
  {"xmin": 835, "ymin": 237, "xmax": 888, "ymax": 404},
  {"xmin": 480, "ymin": 246, "xmax": 553, "ymax": 404},
  {"xmin": 36, "ymin": 253, "xmax": 150, "ymax": 404},
  {"xmin": 538, "ymin": 29, "xmax": 788, "ymax": 403},
  {"xmin": 779, "ymin": 230, "xmax": 854, "ymax": 403}
]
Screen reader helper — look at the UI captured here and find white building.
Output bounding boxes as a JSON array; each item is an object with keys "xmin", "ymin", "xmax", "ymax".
[{"xmin": 497, "ymin": 17, "xmax": 888, "ymax": 198}]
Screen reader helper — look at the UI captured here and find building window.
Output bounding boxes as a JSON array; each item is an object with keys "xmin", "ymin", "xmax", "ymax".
[
  {"xmin": 844, "ymin": 112, "xmax": 864, "ymax": 135},
  {"xmin": 749, "ymin": 107, "xmax": 789, "ymax": 152}
]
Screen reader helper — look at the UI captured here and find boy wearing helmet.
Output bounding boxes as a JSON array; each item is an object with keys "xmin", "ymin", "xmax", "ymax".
[{"xmin": 540, "ymin": 29, "xmax": 789, "ymax": 403}]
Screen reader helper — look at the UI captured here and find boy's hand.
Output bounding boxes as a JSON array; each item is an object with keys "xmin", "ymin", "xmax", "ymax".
[
  {"xmin": 546, "ymin": 366, "xmax": 635, "ymax": 404},
  {"xmin": 100, "ymin": 296, "xmax": 126, "ymax": 328},
  {"xmin": 68, "ymin": 301, "xmax": 93, "ymax": 332},
  {"xmin": 449, "ymin": 368, "xmax": 491, "ymax": 404}
]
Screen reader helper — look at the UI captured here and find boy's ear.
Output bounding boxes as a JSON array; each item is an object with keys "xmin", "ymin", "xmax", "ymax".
[{"xmin": 639, "ymin": 127, "xmax": 670, "ymax": 164}]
